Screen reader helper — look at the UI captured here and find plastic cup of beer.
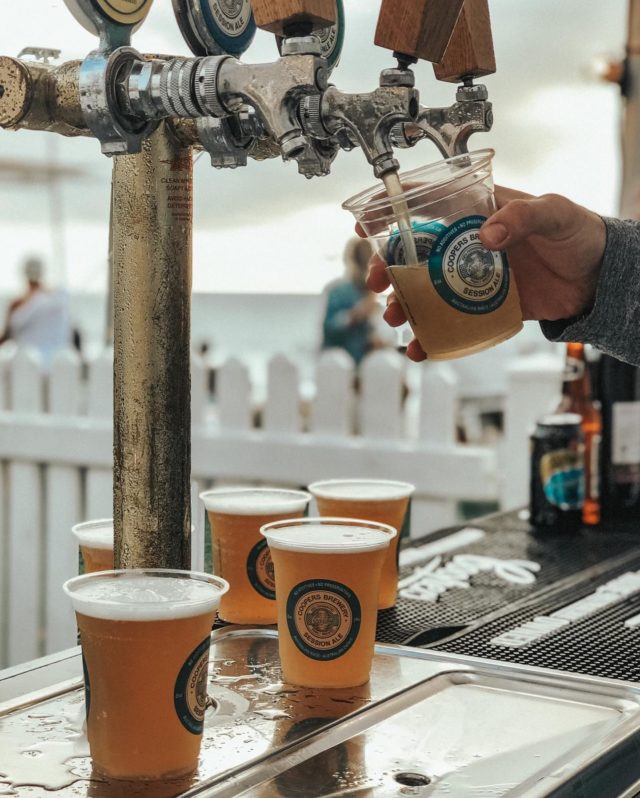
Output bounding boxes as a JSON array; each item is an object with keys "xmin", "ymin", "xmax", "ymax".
[
  {"xmin": 72, "ymin": 519, "xmax": 114, "ymax": 573},
  {"xmin": 261, "ymin": 517, "xmax": 395, "ymax": 688},
  {"xmin": 63, "ymin": 568, "xmax": 228, "ymax": 780},
  {"xmin": 308, "ymin": 479, "xmax": 414, "ymax": 609},
  {"xmin": 199, "ymin": 487, "xmax": 311, "ymax": 624},
  {"xmin": 342, "ymin": 149, "xmax": 523, "ymax": 360}
]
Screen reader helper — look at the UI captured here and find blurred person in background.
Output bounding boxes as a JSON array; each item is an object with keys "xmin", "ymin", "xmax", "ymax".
[
  {"xmin": 0, "ymin": 255, "xmax": 71, "ymax": 370},
  {"xmin": 321, "ymin": 237, "xmax": 391, "ymax": 365}
]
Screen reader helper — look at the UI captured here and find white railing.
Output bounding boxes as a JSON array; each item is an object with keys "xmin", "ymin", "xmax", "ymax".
[{"xmin": 0, "ymin": 344, "xmax": 562, "ymax": 669}]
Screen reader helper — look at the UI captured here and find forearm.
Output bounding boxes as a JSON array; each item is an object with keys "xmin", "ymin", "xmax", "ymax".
[{"xmin": 540, "ymin": 218, "xmax": 640, "ymax": 366}]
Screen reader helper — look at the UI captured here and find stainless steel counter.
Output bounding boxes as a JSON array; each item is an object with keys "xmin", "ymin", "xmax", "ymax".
[{"xmin": 1, "ymin": 629, "xmax": 640, "ymax": 797}]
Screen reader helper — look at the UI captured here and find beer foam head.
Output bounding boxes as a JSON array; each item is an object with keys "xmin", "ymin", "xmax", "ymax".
[
  {"xmin": 200, "ymin": 488, "xmax": 311, "ymax": 516},
  {"xmin": 308, "ymin": 479, "xmax": 415, "ymax": 502},
  {"xmin": 72, "ymin": 519, "xmax": 113, "ymax": 551},
  {"xmin": 261, "ymin": 518, "xmax": 396, "ymax": 554},
  {"xmin": 63, "ymin": 570, "xmax": 229, "ymax": 621}
]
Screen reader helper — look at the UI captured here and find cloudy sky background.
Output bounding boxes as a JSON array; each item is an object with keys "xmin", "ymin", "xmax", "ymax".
[{"xmin": 0, "ymin": 0, "xmax": 629, "ymax": 293}]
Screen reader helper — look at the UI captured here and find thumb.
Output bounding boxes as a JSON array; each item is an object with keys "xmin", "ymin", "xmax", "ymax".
[{"xmin": 480, "ymin": 197, "xmax": 553, "ymax": 250}]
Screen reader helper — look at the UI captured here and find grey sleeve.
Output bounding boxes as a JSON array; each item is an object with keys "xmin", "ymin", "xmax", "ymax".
[{"xmin": 539, "ymin": 217, "xmax": 640, "ymax": 366}]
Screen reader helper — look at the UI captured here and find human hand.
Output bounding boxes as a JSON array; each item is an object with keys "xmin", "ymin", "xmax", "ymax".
[
  {"xmin": 479, "ymin": 187, "xmax": 606, "ymax": 321},
  {"xmin": 362, "ymin": 187, "xmax": 607, "ymax": 361}
]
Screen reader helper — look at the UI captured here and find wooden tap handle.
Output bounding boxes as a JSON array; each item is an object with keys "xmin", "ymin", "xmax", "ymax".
[
  {"xmin": 251, "ymin": 0, "xmax": 336, "ymax": 36},
  {"xmin": 433, "ymin": 0, "xmax": 496, "ymax": 82},
  {"xmin": 375, "ymin": 0, "xmax": 466, "ymax": 63}
]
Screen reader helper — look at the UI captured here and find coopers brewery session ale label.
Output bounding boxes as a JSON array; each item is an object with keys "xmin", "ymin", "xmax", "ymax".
[
  {"xmin": 308, "ymin": 479, "xmax": 414, "ymax": 609},
  {"xmin": 286, "ymin": 579, "xmax": 361, "ymax": 661},
  {"xmin": 261, "ymin": 519, "xmax": 394, "ymax": 688},
  {"xmin": 63, "ymin": 570, "xmax": 228, "ymax": 780},
  {"xmin": 200, "ymin": 488, "xmax": 311, "ymax": 624}
]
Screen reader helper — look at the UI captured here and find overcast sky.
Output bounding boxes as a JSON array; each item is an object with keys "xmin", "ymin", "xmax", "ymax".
[{"xmin": 0, "ymin": 0, "xmax": 629, "ymax": 292}]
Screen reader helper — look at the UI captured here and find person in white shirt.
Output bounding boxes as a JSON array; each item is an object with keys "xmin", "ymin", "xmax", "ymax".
[{"xmin": 0, "ymin": 256, "xmax": 71, "ymax": 370}]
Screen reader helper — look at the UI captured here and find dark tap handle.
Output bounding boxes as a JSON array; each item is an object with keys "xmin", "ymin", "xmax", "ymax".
[
  {"xmin": 250, "ymin": 0, "xmax": 336, "ymax": 36},
  {"xmin": 433, "ymin": 0, "xmax": 496, "ymax": 83},
  {"xmin": 375, "ymin": 0, "xmax": 466, "ymax": 63}
]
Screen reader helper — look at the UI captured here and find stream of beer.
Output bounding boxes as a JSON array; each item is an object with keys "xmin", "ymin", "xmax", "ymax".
[{"xmin": 382, "ymin": 171, "xmax": 418, "ymax": 265}]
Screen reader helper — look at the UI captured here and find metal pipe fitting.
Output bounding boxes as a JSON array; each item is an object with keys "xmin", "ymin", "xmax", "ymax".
[
  {"xmin": 319, "ymin": 81, "xmax": 419, "ymax": 178},
  {"xmin": 0, "ymin": 56, "xmax": 87, "ymax": 136}
]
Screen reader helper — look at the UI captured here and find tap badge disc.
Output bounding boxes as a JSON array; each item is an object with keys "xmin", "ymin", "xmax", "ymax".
[
  {"xmin": 63, "ymin": 0, "xmax": 153, "ymax": 31},
  {"xmin": 173, "ymin": 0, "xmax": 256, "ymax": 57}
]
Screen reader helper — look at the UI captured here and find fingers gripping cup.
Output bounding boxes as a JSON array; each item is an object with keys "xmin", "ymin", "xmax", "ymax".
[
  {"xmin": 63, "ymin": 569, "xmax": 229, "ymax": 780},
  {"xmin": 261, "ymin": 518, "xmax": 395, "ymax": 689},
  {"xmin": 200, "ymin": 488, "xmax": 311, "ymax": 624},
  {"xmin": 343, "ymin": 149, "xmax": 523, "ymax": 360},
  {"xmin": 308, "ymin": 479, "xmax": 414, "ymax": 609},
  {"xmin": 72, "ymin": 519, "xmax": 114, "ymax": 573}
]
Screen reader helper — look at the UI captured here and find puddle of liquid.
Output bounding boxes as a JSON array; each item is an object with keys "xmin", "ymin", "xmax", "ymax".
[{"xmin": 254, "ymin": 709, "xmax": 291, "ymax": 721}]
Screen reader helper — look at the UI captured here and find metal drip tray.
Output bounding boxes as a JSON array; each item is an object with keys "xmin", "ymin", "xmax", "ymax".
[{"xmin": 1, "ymin": 630, "xmax": 640, "ymax": 798}]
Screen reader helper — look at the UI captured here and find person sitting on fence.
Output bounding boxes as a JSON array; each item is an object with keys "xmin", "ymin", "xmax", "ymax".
[
  {"xmin": 321, "ymin": 237, "xmax": 390, "ymax": 365},
  {"xmin": 0, "ymin": 255, "xmax": 71, "ymax": 371}
]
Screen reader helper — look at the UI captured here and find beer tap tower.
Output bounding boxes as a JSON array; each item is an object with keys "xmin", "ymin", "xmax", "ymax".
[{"xmin": 0, "ymin": 0, "xmax": 495, "ymax": 571}]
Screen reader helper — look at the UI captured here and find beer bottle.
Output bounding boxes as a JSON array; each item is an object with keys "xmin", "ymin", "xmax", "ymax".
[
  {"xmin": 557, "ymin": 343, "xmax": 602, "ymax": 525},
  {"xmin": 599, "ymin": 354, "xmax": 640, "ymax": 519}
]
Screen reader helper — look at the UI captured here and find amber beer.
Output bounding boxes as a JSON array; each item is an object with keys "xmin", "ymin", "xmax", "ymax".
[
  {"xmin": 200, "ymin": 488, "xmax": 311, "ymax": 624},
  {"xmin": 72, "ymin": 519, "xmax": 114, "ymax": 573},
  {"xmin": 261, "ymin": 518, "xmax": 395, "ymax": 688},
  {"xmin": 63, "ymin": 569, "xmax": 228, "ymax": 780},
  {"xmin": 343, "ymin": 149, "xmax": 523, "ymax": 360},
  {"xmin": 308, "ymin": 479, "xmax": 414, "ymax": 609}
]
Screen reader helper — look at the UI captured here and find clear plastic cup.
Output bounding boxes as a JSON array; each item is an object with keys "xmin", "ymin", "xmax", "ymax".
[
  {"xmin": 63, "ymin": 569, "xmax": 229, "ymax": 780},
  {"xmin": 342, "ymin": 149, "xmax": 523, "ymax": 360},
  {"xmin": 72, "ymin": 519, "xmax": 114, "ymax": 573},
  {"xmin": 308, "ymin": 479, "xmax": 414, "ymax": 609},
  {"xmin": 261, "ymin": 517, "xmax": 395, "ymax": 688},
  {"xmin": 199, "ymin": 487, "xmax": 311, "ymax": 624}
]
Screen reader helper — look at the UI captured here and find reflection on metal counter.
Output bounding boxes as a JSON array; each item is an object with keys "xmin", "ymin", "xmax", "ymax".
[{"xmin": 2, "ymin": 630, "xmax": 640, "ymax": 797}]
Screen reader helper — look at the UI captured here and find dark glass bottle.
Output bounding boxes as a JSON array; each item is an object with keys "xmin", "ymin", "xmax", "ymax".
[
  {"xmin": 557, "ymin": 343, "xmax": 602, "ymax": 525},
  {"xmin": 599, "ymin": 354, "xmax": 640, "ymax": 519}
]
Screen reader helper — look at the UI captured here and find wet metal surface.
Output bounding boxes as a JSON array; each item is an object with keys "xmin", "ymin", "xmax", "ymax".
[
  {"xmin": 111, "ymin": 123, "xmax": 193, "ymax": 569},
  {"xmin": 1, "ymin": 630, "xmax": 640, "ymax": 797}
]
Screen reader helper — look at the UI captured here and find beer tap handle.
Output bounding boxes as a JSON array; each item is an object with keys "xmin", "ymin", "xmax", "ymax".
[
  {"xmin": 374, "ymin": 0, "xmax": 466, "ymax": 64},
  {"xmin": 433, "ymin": 0, "xmax": 496, "ymax": 83},
  {"xmin": 251, "ymin": 0, "xmax": 336, "ymax": 37},
  {"xmin": 171, "ymin": 0, "xmax": 257, "ymax": 58}
]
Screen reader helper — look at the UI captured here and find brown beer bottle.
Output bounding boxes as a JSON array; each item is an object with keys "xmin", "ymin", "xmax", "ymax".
[{"xmin": 557, "ymin": 343, "xmax": 602, "ymax": 525}]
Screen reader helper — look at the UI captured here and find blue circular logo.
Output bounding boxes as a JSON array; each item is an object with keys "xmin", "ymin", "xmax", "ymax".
[
  {"xmin": 428, "ymin": 215, "xmax": 510, "ymax": 315},
  {"xmin": 286, "ymin": 580, "xmax": 361, "ymax": 661}
]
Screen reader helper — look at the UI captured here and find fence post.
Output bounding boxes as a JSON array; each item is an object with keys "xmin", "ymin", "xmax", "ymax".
[
  {"xmin": 191, "ymin": 353, "xmax": 208, "ymax": 429},
  {"xmin": 44, "ymin": 350, "xmax": 83, "ymax": 656},
  {"xmin": 264, "ymin": 354, "xmax": 300, "ymax": 434},
  {"xmin": 86, "ymin": 350, "xmax": 113, "ymax": 519},
  {"xmin": 419, "ymin": 363, "xmax": 458, "ymax": 444},
  {"xmin": 7, "ymin": 347, "xmax": 44, "ymax": 665},
  {"xmin": 360, "ymin": 350, "xmax": 405, "ymax": 439},
  {"xmin": 217, "ymin": 358, "xmax": 252, "ymax": 432},
  {"xmin": 0, "ymin": 343, "xmax": 15, "ymax": 665},
  {"xmin": 310, "ymin": 349, "xmax": 354, "ymax": 436},
  {"xmin": 414, "ymin": 363, "xmax": 460, "ymax": 534},
  {"xmin": 191, "ymin": 481, "xmax": 205, "ymax": 572},
  {"xmin": 501, "ymin": 352, "xmax": 563, "ymax": 510}
]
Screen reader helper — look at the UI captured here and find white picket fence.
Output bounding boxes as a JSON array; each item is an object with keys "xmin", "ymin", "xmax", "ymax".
[{"xmin": 0, "ymin": 343, "xmax": 563, "ymax": 669}]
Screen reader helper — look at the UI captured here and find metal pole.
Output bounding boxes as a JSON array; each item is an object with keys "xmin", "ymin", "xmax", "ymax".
[{"xmin": 112, "ymin": 121, "xmax": 193, "ymax": 570}]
